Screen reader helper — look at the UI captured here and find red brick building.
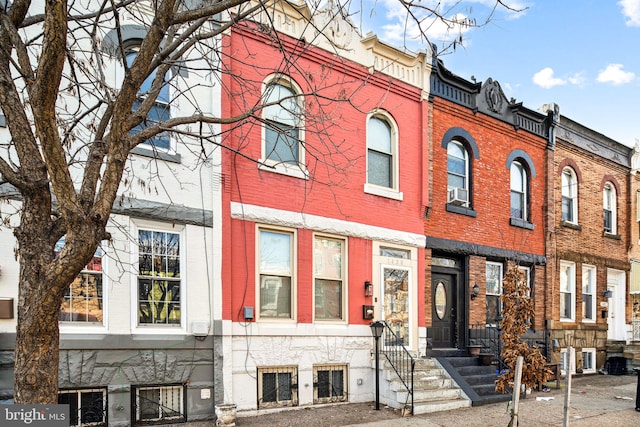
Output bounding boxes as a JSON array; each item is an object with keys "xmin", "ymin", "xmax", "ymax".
[
  {"xmin": 425, "ymin": 61, "xmax": 553, "ymax": 350},
  {"xmin": 547, "ymin": 117, "xmax": 632, "ymax": 373}
]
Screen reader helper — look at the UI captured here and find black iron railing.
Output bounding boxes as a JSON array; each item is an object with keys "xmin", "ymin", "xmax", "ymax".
[
  {"xmin": 380, "ymin": 321, "xmax": 414, "ymax": 415},
  {"xmin": 469, "ymin": 323, "xmax": 549, "ymax": 373}
]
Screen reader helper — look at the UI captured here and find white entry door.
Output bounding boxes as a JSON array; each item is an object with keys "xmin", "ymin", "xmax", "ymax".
[{"xmin": 607, "ymin": 269, "xmax": 626, "ymax": 341}]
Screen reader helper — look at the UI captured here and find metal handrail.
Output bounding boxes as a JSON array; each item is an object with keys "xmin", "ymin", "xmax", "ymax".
[{"xmin": 379, "ymin": 321, "xmax": 414, "ymax": 415}]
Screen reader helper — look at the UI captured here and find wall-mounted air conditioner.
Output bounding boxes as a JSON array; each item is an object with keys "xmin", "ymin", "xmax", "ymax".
[{"xmin": 448, "ymin": 187, "xmax": 468, "ymax": 206}]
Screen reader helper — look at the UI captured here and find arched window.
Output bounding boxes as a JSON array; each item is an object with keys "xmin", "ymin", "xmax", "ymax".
[
  {"xmin": 603, "ymin": 182, "xmax": 616, "ymax": 234},
  {"xmin": 510, "ymin": 161, "xmax": 527, "ymax": 220},
  {"xmin": 263, "ymin": 81, "xmax": 303, "ymax": 166},
  {"xmin": 126, "ymin": 44, "xmax": 171, "ymax": 150},
  {"xmin": 447, "ymin": 140, "xmax": 469, "ymax": 206},
  {"xmin": 561, "ymin": 167, "xmax": 578, "ymax": 223},
  {"xmin": 367, "ymin": 115, "xmax": 394, "ymax": 188}
]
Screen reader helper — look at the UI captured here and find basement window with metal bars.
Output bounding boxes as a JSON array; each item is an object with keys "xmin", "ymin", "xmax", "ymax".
[
  {"xmin": 313, "ymin": 364, "xmax": 348, "ymax": 404},
  {"xmin": 58, "ymin": 388, "xmax": 107, "ymax": 426},
  {"xmin": 257, "ymin": 366, "xmax": 298, "ymax": 408},
  {"xmin": 133, "ymin": 384, "xmax": 185, "ymax": 424}
]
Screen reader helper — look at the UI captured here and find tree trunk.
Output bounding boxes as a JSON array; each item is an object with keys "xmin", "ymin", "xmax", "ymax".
[{"xmin": 13, "ymin": 192, "xmax": 62, "ymax": 404}]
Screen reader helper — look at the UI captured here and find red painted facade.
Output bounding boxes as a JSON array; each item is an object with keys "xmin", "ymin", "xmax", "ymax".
[{"xmin": 221, "ymin": 21, "xmax": 428, "ymax": 327}]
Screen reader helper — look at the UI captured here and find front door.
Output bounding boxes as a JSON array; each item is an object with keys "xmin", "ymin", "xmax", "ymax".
[
  {"xmin": 431, "ymin": 273, "xmax": 456, "ymax": 348},
  {"xmin": 381, "ymin": 266, "xmax": 411, "ymax": 349},
  {"xmin": 607, "ymin": 269, "xmax": 626, "ymax": 341}
]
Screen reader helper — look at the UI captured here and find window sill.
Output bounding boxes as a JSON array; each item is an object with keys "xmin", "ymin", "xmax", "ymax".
[
  {"xmin": 258, "ymin": 161, "xmax": 309, "ymax": 180},
  {"xmin": 60, "ymin": 324, "xmax": 107, "ymax": 335},
  {"xmin": 581, "ymin": 319, "xmax": 596, "ymax": 324},
  {"xmin": 446, "ymin": 203, "xmax": 476, "ymax": 217},
  {"xmin": 364, "ymin": 183, "xmax": 403, "ymax": 201},
  {"xmin": 560, "ymin": 220, "xmax": 582, "ymax": 231},
  {"xmin": 604, "ymin": 232, "xmax": 621, "ymax": 240},
  {"xmin": 510, "ymin": 217, "xmax": 534, "ymax": 230},
  {"xmin": 132, "ymin": 326, "xmax": 186, "ymax": 335},
  {"xmin": 131, "ymin": 145, "xmax": 181, "ymax": 163},
  {"xmin": 559, "ymin": 318, "xmax": 575, "ymax": 323}
]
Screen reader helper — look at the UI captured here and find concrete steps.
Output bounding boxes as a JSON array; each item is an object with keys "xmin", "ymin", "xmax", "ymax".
[
  {"xmin": 431, "ymin": 349, "xmax": 511, "ymax": 407},
  {"xmin": 380, "ymin": 355, "xmax": 470, "ymax": 415}
]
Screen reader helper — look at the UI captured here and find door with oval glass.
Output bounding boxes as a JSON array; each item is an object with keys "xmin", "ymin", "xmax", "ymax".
[{"xmin": 431, "ymin": 273, "xmax": 456, "ymax": 348}]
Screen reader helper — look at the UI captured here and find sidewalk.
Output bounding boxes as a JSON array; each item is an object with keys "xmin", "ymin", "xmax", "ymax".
[
  {"xmin": 186, "ymin": 373, "xmax": 640, "ymax": 427},
  {"xmin": 344, "ymin": 373, "xmax": 640, "ymax": 427}
]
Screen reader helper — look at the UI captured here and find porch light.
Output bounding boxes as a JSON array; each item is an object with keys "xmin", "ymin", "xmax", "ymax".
[
  {"xmin": 364, "ymin": 281, "xmax": 373, "ymax": 297},
  {"xmin": 471, "ymin": 283, "xmax": 480, "ymax": 300}
]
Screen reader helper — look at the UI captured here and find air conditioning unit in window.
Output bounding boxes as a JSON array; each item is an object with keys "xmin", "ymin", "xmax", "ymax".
[{"xmin": 448, "ymin": 188, "xmax": 468, "ymax": 206}]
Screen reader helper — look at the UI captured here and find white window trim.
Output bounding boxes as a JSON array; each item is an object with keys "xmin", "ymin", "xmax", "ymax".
[
  {"xmin": 562, "ymin": 167, "xmax": 578, "ymax": 224},
  {"xmin": 581, "ymin": 348, "xmax": 596, "ymax": 374},
  {"xmin": 486, "ymin": 261, "xmax": 503, "ymax": 327},
  {"xmin": 260, "ymin": 74, "xmax": 307, "ymax": 179},
  {"xmin": 510, "ymin": 161, "xmax": 528, "ymax": 220},
  {"xmin": 364, "ymin": 110, "xmax": 402, "ymax": 199},
  {"xmin": 312, "ymin": 233, "xmax": 348, "ymax": 324},
  {"xmin": 447, "ymin": 140, "xmax": 470, "ymax": 206},
  {"xmin": 560, "ymin": 260, "xmax": 576, "ymax": 322},
  {"xmin": 582, "ymin": 264, "xmax": 597, "ymax": 323},
  {"xmin": 603, "ymin": 183, "xmax": 617, "ymax": 234},
  {"xmin": 134, "ymin": 384, "xmax": 184, "ymax": 423},
  {"xmin": 59, "ymin": 388, "xmax": 107, "ymax": 426},
  {"xmin": 256, "ymin": 225, "xmax": 297, "ymax": 323},
  {"xmin": 373, "ymin": 241, "xmax": 417, "ymax": 350},
  {"xmin": 59, "ymin": 241, "xmax": 109, "ymax": 335},
  {"xmin": 115, "ymin": 43, "xmax": 178, "ymax": 156},
  {"xmin": 130, "ymin": 220, "xmax": 187, "ymax": 334}
]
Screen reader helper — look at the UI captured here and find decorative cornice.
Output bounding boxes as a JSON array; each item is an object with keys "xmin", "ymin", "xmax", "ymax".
[{"xmin": 430, "ymin": 60, "xmax": 553, "ymax": 140}]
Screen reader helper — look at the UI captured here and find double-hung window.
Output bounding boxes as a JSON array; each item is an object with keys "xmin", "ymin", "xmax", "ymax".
[
  {"xmin": 314, "ymin": 236, "xmax": 346, "ymax": 321},
  {"xmin": 486, "ymin": 262, "xmax": 503, "ymax": 326},
  {"xmin": 263, "ymin": 80, "xmax": 303, "ymax": 169},
  {"xmin": 56, "ymin": 239, "xmax": 105, "ymax": 325},
  {"xmin": 510, "ymin": 161, "xmax": 527, "ymax": 220},
  {"xmin": 562, "ymin": 168, "xmax": 578, "ymax": 223},
  {"xmin": 603, "ymin": 183, "xmax": 616, "ymax": 234},
  {"xmin": 582, "ymin": 265, "xmax": 596, "ymax": 322},
  {"xmin": 126, "ymin": 46, "xmax": 171, "ymax": 150},
  {"xmin": 137, "ymin": 230, "xmax": 181, "ymax": 326},
  {"xmin": 560, "ymin": 261, "xmax": 576, "ymax": 321},
  {"xmin": 365, "ymin": 112, "xmax": 401, "ymax": 200},
  {"xmin": 447, "ymin": 141, "xmax": 469, "ymax": 206},
  {"xmin": 259, "ymin": 228, "xmax": 295, "ymax": 320}
]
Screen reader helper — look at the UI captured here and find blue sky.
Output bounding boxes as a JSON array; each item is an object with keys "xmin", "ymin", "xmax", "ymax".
[{"xmin": 356, "ymin": 0, "xmax": 640, "ymax": 147}]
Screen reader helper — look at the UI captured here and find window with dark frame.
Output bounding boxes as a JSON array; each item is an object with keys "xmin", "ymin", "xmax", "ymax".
[
  {"xmin": 58, "ymin": 388, "xmax": 107, "ymax": 426},
  {"xmin": 133, "ymin": 384, "xmax": 185, "ymax": 424},
  {"xmin": 126, "ymin": 44, "xmax": 171, "ymax": 151},
  {"xmin": 258, "ymin": 366, "xmax": 298, "ymax": 408},
  {"xmin": 313, "ymin": 364, "xmax": 348, "ymax": 404}
]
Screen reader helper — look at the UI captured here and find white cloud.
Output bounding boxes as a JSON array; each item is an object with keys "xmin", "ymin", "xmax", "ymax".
[
  {"xmin": 532, "ymin": 68, "xmax": 566, "ymax": 89},
  {"xmin": 619, "ymin": 0, "xmax": 640, "ymax": 26},
  {"xmin": 597, "ymin": 64, "xmax": 636, "ymax": 85}
]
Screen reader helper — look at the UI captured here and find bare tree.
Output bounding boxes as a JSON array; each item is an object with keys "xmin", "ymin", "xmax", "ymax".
[{"xmin": 0, "ymin": 0, "xmax": 518, "ymax": 404}]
